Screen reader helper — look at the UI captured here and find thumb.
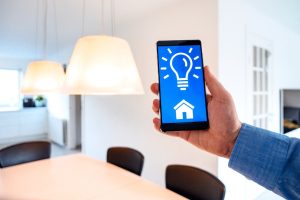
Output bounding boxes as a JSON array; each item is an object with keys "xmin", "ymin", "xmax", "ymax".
[{"xmin": 204, "ymin": 66, "xmax": 227, "ymax": 97}]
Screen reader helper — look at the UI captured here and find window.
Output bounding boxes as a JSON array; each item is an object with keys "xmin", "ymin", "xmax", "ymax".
[
  {"xmin": 251, "ymin": 45, "xmax": 271, "ymax": 129},
  {"xmin": 246, "ymin": 33, "xmax": 273, "ymax": 130},
  {"xmin": 0, "ymin": 69, "xmax": 21, "ymax": 111}
]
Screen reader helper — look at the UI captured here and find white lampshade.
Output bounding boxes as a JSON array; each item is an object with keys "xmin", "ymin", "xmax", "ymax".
[
  {"xmin": 22, "ymin": 61, "xmax": 65, "ymax": 94},
  {"xmin": 65, "ymin": 35, "xmax": 144, "ymax": 95}
]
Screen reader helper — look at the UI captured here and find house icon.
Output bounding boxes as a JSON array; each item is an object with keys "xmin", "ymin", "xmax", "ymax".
[{"xmin": 174, "ymin": 99, "xmax": 194, "ymax": 120}]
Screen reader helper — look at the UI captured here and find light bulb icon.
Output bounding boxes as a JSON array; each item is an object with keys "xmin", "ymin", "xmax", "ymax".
[{"xmin": 170, "ymin": 52, "xmax": 193, "ymax": 90}]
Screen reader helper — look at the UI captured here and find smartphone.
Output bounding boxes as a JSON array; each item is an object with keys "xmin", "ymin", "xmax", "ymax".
[{"xmin": 156, "ymin": 40, "xmax": 209, "ymax": 132}]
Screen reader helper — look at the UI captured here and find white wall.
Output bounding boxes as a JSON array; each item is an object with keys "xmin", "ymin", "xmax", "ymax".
[
  {"xmin": 218, "ymin": 0, "xmax": 300, "ymax": 199},
  {"xmin": 82, "ymin": 0, "xmax": 219, "ymax": 186},
  {"xmin": 284, "ymin": 90, "xmax": 300, "ymax": 108}
]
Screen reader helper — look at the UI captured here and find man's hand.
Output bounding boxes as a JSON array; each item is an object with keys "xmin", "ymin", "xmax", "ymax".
[{"xmin": 151, "ymin": 66, "xmax": 242, "ymax": 158}]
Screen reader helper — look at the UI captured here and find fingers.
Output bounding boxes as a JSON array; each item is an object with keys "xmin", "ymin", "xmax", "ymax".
[
  {"xmin": 153, "ymin": 118, "xmax": 161, "ymax": 132},
  {"xmin": 204, "ymin": 66, "xmax": 227, "ymax": 98},
  {"xmin": 152, "ymin": 99, "xmax": 160, "ymax": 114},
  {"xmin": 151, "ymin": 83, "xmax": 160, "ymax": 115},
  {"xmin": 151, "ymin": 83, "xmax": 159, "ymax": 95},
  {"xmin": 206, "ymin": 94, "xmax": 212, "ymax": 103}
]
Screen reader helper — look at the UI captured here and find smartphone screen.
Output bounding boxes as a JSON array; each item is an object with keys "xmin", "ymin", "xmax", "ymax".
[{"xmin": 156, "ymin": 40, "xmax": 209, "ymax": 132}]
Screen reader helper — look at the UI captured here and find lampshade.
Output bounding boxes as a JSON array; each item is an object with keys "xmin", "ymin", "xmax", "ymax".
[
  {"xmin": 22, "ymin": 61, "xmax": 65, "ymax": 94},
  {"xmin": 64, "ymin": 35, "xmax": 144, "ymax": 95}
]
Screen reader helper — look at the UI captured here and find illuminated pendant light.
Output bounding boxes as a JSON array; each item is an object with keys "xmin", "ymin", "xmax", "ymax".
[
  {"xmin": 64, "ymin": 0, "xmax": 143, "ymax": 95},
  {"xmin": 22, "ymin": 0, "xmax": 65, "ymax": 94},
  {"xmin": 65, "ymin": 35, "xmax": 143, "ymax": 94},
  {"xmin": 22, "ymin": 61, "xmax": 65, "ymax": 94}
]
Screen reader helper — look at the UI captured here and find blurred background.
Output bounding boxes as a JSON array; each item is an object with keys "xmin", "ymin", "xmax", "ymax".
[{"xmin": 0, "ymin": 0, "xmax": 299, "ymax": 199}]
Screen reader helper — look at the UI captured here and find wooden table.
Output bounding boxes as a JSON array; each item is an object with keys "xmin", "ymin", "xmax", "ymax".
[{"xmin": 0, "ymin": 154, "xmax": 186, "ymax": 200}]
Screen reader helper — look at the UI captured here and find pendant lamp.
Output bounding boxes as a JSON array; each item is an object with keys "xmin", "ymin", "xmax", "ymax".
[
  {"xmin": 22, "ymin": 61, "xmax": 65, "ymax": 94},
  {"xmin": 64, "ymin": 0, "xmax": 143, "ymax": 95},
  {"xmin": 21, "ymin": 0, "xmax": 65, "ymax": 94},
  {"xmin": 65, "ymin": 35, "xmax": 143, "ymax": 94}
]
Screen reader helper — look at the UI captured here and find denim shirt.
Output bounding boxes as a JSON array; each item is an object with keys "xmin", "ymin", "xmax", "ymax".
[{"xmin": 229, "ymin": 123, "xmax": 300, "ymax": 199}]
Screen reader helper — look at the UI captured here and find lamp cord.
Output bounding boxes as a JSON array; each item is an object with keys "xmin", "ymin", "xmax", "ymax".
[
  {"xmin": 35, "ymin": 0, "xmax": 39, "ymax": 59},
  {"xmin": 53, "ymin": 0, "xmax": 60, "ymax": 62},
  {"xmin": 43, "ymin": 0, "xmax": 48, "ymax": 59},
  {"xmin": 82, "ymin": 0, "xmax": 86, "ymax": 36},
  {"xmin": 110, "ymin": 0, "xmax": 115, "ymax": 36},
  {"xmin": 101, "ymin": 0, "xmax": 104, "ymax": 34}
]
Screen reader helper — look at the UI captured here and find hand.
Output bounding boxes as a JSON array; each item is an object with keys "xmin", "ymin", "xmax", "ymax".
[{"xmin": 151, "ymin": 66, "xmax": 242, "ymax": 158}]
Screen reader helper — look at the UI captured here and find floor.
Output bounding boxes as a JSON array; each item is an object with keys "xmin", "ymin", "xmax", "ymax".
[{"xmin": 51, "ymin": 143, "xmax": 81, "ymax": 157}]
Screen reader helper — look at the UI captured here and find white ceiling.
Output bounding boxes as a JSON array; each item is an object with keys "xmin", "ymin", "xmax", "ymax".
[
  {"xmin": 116, "ymin": 0, "xmax": 183, "ymax": 24},
  {"xmin": 245, "ymin": 0, "xmax": 300, "ymax": 34},
  {"xmin": 0, "ymin": 0, "xmax": 299, "ymax": 65},
  {"xmin": 0, "ymin": 0, "xmax": 183, "ymax": 62}
]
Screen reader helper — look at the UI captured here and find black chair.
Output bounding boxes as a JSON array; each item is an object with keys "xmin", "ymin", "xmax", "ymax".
[
  {"xmin": 166, "ymin": 165, "xmax": 225, "ymax": 200},
  {"xmin": 107, "ymin": 147, "xmax": 144, "ymax": 176},
  {"xmin": 0, "ymin": 141, "xmax": 51, "ymax": 168}
]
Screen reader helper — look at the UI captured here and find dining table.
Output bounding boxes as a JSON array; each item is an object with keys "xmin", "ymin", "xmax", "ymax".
[{"xmin": 0, "ymin": 153, "xmax": 186, "ymax": 200}]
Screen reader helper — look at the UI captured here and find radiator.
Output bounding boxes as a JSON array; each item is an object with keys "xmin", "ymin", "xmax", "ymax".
[{"xmin": 48, "ymin": 115, "xmax": 66, "ymax": 146}]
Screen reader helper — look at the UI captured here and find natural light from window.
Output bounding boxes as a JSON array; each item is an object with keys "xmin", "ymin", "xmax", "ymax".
[{"xmin": 0, "ymin": 69, "xmax": 20, "ymax": 111}]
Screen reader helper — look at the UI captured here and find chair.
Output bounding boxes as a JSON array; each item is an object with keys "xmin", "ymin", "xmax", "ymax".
[
  {"xmin": 107, "ymin": 147, "xmax": 144, "ymax": 176},
  {"xmin": 166, "ymin": 165, "xmax": 225, "ymax": 200},
  {"xmin": 0, "ymin": 141, "xmax": 51, "ymax": 168}
]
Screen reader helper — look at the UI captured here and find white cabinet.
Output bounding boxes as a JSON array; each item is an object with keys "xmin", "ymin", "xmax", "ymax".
[
  {"xmin": 0, "ymin": 107, "xmax": 48, "ymax": 143},
  {"xmin": 0, "ymin": 112, "xmax": 19, "ymax": 139}
]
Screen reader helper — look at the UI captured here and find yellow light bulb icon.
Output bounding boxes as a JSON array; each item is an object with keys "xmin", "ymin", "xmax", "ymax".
[{"xmin": 170, "ymin": 52, "xmax": 193, "ymax": 91}]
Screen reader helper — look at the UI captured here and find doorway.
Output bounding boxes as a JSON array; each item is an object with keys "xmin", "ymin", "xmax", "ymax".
[{"xmin": 68, "ymin": 95, "xmax": 82, "ymax": 150}]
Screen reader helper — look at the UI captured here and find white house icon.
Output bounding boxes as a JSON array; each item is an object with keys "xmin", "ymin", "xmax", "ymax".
[{"xmin": 174, "ymin": 99, "xmax": 195, "ymax": 120}]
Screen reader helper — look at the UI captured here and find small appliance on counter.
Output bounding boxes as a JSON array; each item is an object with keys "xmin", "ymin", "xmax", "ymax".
[{"xmin": 23, "ymin": 97, "xmax": 35, "ymax": 107}]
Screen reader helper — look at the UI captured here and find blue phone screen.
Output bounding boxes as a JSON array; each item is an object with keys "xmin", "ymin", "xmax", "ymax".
[{"xmin": 157, "ymin": 44, "xmax": 208, "ymax": 124}]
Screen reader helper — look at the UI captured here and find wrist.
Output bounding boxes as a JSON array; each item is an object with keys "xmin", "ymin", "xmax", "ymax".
[{"xmin": 225, "ymin": 121, "xmax": 242, "ymax": 158}]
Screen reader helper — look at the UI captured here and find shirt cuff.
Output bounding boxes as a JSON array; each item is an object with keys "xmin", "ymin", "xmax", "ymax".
[{"xmin": 228, "ymin": 123, "xmax": 290, "ymax": 190}]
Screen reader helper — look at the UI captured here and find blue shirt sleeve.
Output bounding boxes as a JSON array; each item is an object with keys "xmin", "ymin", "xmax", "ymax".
[{"xmin": 228, "ymin": 123, "xmax": 300, "ymax": 199}]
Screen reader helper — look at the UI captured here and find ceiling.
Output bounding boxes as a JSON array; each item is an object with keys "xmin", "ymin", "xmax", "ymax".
[
  {"xmin": 245, "ymin": 0, "xmax": 300, "ymax": 34},
  {"xmin": 0, "ymin": 0, "xmax": 183, "ymax": 63},
  {"xmin": 0, "ymin": 0, "xmax": 299, "ymax": 66}
]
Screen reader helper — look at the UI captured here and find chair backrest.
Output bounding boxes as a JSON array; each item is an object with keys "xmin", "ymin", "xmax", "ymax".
[
  {"xmin": 107, "ymin": 147, "xmax": 144, "ymax": 176},
  {"xmin": 166, "ymin": 165, "xmax": 225, "ymax": 200},
  {"xmin": 0, "ymin": 141, "xmax": 51, "ymax": 168}
]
